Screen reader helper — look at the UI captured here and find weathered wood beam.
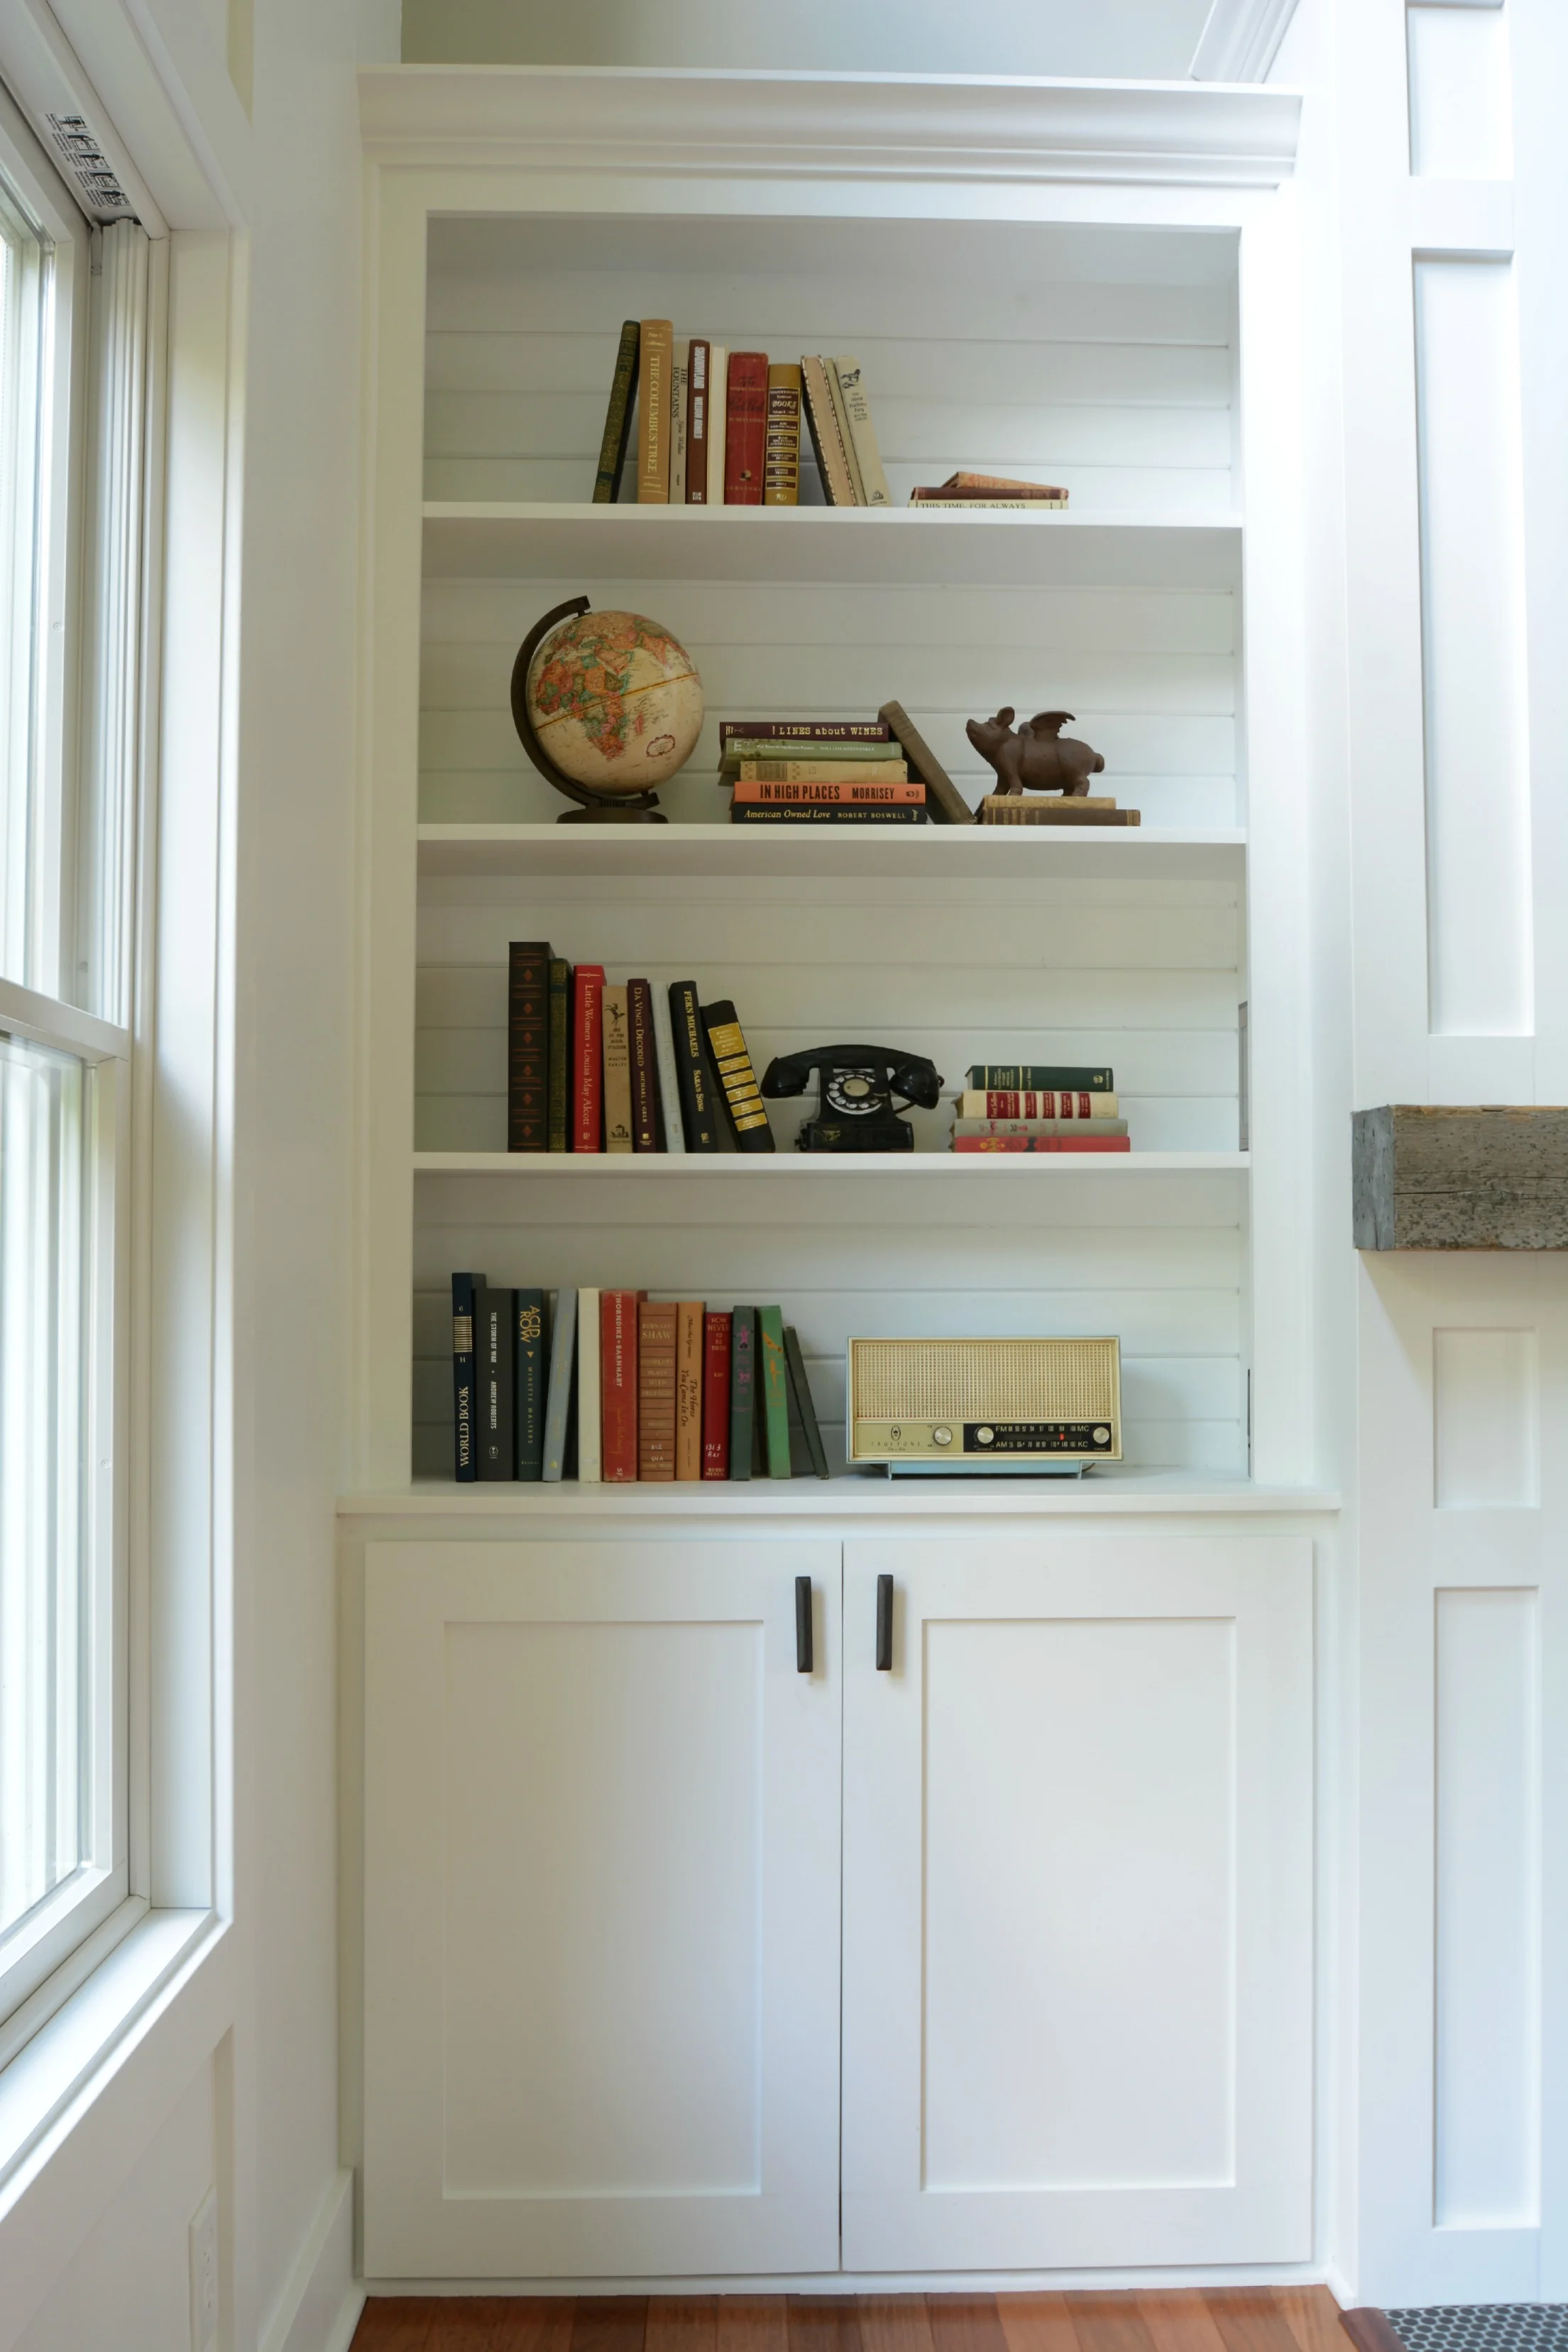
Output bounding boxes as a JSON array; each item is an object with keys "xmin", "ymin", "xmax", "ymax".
[{"xmin": 1353, "ymin": 1105, "xmax": 1568, "ymax": 1249}]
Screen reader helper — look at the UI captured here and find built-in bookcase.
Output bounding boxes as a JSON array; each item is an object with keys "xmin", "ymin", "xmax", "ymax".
[{"xmin": 355, "ymin": 70, "xmax": 1311, "ymax": 1497}]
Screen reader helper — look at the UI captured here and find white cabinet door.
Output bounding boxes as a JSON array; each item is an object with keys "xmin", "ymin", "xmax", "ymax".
[
  {"xmin": 841, "ymin": 1536, "xmax": 1313, "ymax": 2272},
  {"xmin": 363, "ymin": 1540, "xmax": 841, "ymax": 2278}
]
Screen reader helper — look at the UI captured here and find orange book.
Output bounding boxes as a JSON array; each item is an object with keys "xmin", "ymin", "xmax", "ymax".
[
  {"xmin": 601, "ymin": 1289, "xmax": 645, "ymax": 1480},
  {"xmin": 638, "ymin": 1300, "xmax": 679, "ymax": 1481}
]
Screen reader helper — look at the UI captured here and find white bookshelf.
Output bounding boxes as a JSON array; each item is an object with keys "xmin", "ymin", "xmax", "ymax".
[{"xmin": 354, "ymin": 65, "xmax": 1312, "ymax": 1497}]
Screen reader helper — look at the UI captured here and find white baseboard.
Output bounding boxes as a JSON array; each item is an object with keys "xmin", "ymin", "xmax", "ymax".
[
  {"xmin": 261, "ymin": 2170, "xmax": 362, "ymax": 2352},
  {"xmin": 1324, "ymin": 2265, "xmax": 1357, "ymax": 2312}
]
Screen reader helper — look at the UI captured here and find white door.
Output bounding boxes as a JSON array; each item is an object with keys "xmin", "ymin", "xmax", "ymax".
[
  {"xmin": 841, "ymin": 1536, "xmax": 1313, "ymax": 2272},
  {"xmin": 363, "ymin": 1540, "xmax": 842, "ymax": 2278}
]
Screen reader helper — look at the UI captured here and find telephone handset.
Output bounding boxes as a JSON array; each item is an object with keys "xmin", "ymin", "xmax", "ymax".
[{"xmin": 760, "ymin": 1044, "xmax": 945, "ymax": 1153}]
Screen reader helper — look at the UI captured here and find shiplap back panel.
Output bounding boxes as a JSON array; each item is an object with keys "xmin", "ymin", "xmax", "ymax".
[
  {"xmin": 411, "ymin": 870, "xmax": 1244, "ymax": 1477},
  {"xmin": 421, "ymin": 576, "xmax": 1239, "ymax": 828},
  {"xmin": 424, "ymin": 219, "xmax": 1237, "ymax": 513}
]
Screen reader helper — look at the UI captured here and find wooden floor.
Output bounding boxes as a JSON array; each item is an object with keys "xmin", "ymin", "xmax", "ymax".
[{"xmin": 351, "ymin": 2287, "xmax": 1347, "ymax": 2352}]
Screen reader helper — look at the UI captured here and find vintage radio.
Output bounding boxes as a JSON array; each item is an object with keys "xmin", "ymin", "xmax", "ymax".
[{"xmin": 847, "ymin": 1335, "xmax": 1122, "ymax": 1475}]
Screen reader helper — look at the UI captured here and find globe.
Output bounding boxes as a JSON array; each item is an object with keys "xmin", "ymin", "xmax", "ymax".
[{"xmin": 525, "ymin": 608, "xmax": 703, "ymax": 797}]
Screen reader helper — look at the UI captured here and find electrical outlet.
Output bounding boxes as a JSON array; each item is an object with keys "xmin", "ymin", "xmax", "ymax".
[{"xmin": 189, "ymin": 2187, "xmax": 219, "ymax": 2352}]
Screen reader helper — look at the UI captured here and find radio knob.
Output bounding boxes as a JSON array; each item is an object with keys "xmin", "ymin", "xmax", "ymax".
[
  {"xmin": 1093, "ymin": 1427, "xmax": 1111, "ymax": 1445},
  {"xmin": 976, "ymin": 1426, "xmax": 994, "ymax": 1445},
  {"xmin": 932, "ymin": 1426, "xmax": 953, "ymax": 1446}
]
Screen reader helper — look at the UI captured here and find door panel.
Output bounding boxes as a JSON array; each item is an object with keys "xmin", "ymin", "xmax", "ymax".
[
  {"xmin": 841, "ymin": 1536, "xmax": 1312, "ymax": 2272},
  {"xmin": 364, "ymin": 1541, "xmax": 840, "ymax": 2277}
]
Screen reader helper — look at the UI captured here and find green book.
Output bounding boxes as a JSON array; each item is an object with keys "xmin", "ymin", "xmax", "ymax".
[
  {"xmin": 758, "ymin": 1306, "xmax": 791, "ymax": 1479},
  {"xmin": 593, "ymin": 320, "xmax": 640, "ymax": 503},
  {"xmin": 718, "ymin": 737, "xmax": 902, "ymax": 772},
  {"xmin": 547, "ymin": 958, "xmax": 571, "ymax": 1151}
]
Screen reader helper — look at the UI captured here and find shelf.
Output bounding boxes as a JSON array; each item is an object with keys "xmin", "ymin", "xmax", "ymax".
[
  {"xmin": 417, "ymin": 822, "xmax": 1247, "ymax": 885},
  {"xmin": 422, "ymin": 503, "xmax": 1244, "ymax": 591},
  {"xmin": 339, "ymin": 1470, "xmax": 1337, "ymax": 1522},
  {"xmin": 414, "ymin": 1151, "xmax": 1248, "ymax": 1176}
]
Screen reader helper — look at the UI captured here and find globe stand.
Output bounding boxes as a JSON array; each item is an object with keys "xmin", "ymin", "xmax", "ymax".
[{"xmin": 510, "ymin": 595, "xmax": 671, "ymax": 824}]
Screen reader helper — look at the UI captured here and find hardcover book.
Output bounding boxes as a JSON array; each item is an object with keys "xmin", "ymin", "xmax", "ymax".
[
  {"xmin": 968, "ymin": 1064, "xmax": 1113, "ymax": 1092},
  {"xmin": 451, "ymin": 1269, "xmax": 485, "ymax": 1482},
  {"xmin": 675, "ymin": 1301, "xmax": 703, "ymax": 1479},
  {"xmin": 736, "ymin": 759, "xmax": 909, "ymax": 784},
  {"xmin": 956, "ymin": 1090, "xmax": 1119, "ymax": 1121},
  {"xmin": 702, "ymin": 1311, "xmax": 731, "ymax": 1477},
  {"xmin": 729, "ymin": 1306, "xmax": 757, "ymax": 1481},
  {"xmin": 573, "ymin": 966, "xmax": 606, "ymax": 1150},
  {"xmin": 669, "ymin": 340, "xmax": 689, "ymax": 505},
  {"xmin": 669, "ymin": 980, "xmax": 722, "ymax": 1152},
  {"xmin": 953, "ymin": 1117, "xmax": 1128, "ymax": 1139},
  {"xmin": 724, "ymin": 353, "xmax": 768, "ymax": 505},
  {"xmin": 731, "ymin": 778, "xmax": 926, "ymax": 806},
  {"xmin": 649, "ymin": 985, "xmax": 686, "ymax": 1154},
  {"xmin": 706, "ymin": 344, "xmax": 728, "ymax": 505},
  {"xmin": 879, "ymin": 700, "xmax": 972, "ymax": 826},
  {"xmin": 507, "ymin": 941, "xmax": 551, "ymax": 1152},
  {"xmin": 719, "ymin": 735, "xmax": 899, "ymax": 770},
  {"xmin": 823, "ymin": 357, "xmax": 866, "ymax": 503},
  {"xmin": 800, "ymin": 355, "xmax": 857, "ymax": 506},
  {"xmin": 764, "ymin": 363, "xmax": 801, "ymax": 505},
  {"xmin": 699, "ymin": 1000, "xmax": 775, "ymax": 1151},
  {"xmin": 637, "ymin": 319, "xmax": 673, "ymax": 503},
  {"xmin": 637, "ymin": 1299, "xmax": 679, "ymax": 1481},
  {"xmin": 830, "ymin": 359, "xmax": 890, "ymax": 506},
  {"xmin": 909, "ymin": 498, "xmax": 1066, "ymax": 510},
  {"xmin": 757, "ymin": 1305, "xmax": 791, "ymax": 1479},
  {"xmin": 686, "ymin": 338, "xmax": 710, "ymax": 503},
  {"xmin": 601, "ymin": 1289, "xmax": 643, "ymax": 1482},
  {"xmin": 730, "ymin": 806, "xmax": 926, "ymax": 826},
  {"xmin": 547, "ymin": 957, "xmax": 571, "ymax": 1150},
  {"xmin": 593, "ymin": 319, "xmax": 639, "ymax": 503},
  {"xmin": 925, "ymin": 471, "xmax": 1069, "ymax": 501},
  {"xmin": 476, "ymin": 1286, "xmax": 515, "ymax": 1479},
  {"xmin": 980, "ymin": 797, "xmax": 1139, "ymax": 826},
  {"xmin": 576, "ymin": 1288, "xmax": 602, "ymax": 1481},
  {"xmin": 514, "ymin": 1288, "xmax": 547, "ymax": 1480},
  {"xmin": 541, "ymin": 1286, "xmax": 577, "ymax": 1482},
  {"xmin": 953, "ymin": 1134, "xmax": 1131, "ymax": 1153},
  {"xmin": 783, "ymin": 1325, "xmax": 830, "ymax": 1479},
  {"xmin": 628, "ymin": 978, "xmax": 659, "ymax": 1152},
  {"xmin": 602, "ymin": 983, "xmax": 633, "ymax": 1152},
  {"xmin": 718, "ymin": 720, "xmax": 889, "ymax": 747}
]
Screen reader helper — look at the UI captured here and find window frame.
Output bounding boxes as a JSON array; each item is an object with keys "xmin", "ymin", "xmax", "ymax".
[{"xmin": 0, "ymin": 94, "xmax": 143, "ymax": 2035}]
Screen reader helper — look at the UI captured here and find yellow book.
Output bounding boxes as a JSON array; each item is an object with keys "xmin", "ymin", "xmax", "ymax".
[
  {"xmin": 601, "ymin": 984, "xmax": 633, "ymax": 1149},
  {"xmin": 637, "ymin": 320, "xmax": 672, "ymax": 503},
  {"xmin": 738, "ymin": 758, "xmax": 910, "ymax": 783}
]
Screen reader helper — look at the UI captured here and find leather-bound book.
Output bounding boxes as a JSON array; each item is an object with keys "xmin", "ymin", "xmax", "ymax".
[
  {"xmin": 637, "ymin": 319, "xmax": 673, "ymax": 503},
  {"xmin": 601, "ymin": 1289, "xmax": 644, "ymax": 1482},
  {"xmin": 702, "ymin": 1311, "xmax": 731, "ymax": 1478},
  {"xmin": 547, "ymin": 957, "xmax": 571, "ymax": 1151},
  {"xmin": 764, "ymin": 363, "xmax": 801, "ymax": 506},
  {"xmin": 675, "ymin": 1301, "xmax": 703, "ymax": 1479},
  {"xmin": 724, "ymin": 353, "xmax": 768, "ymax": 505},
  {"xmin": 507, "ymin": 940, "xmax": 551, "ymax": 1151},
  {"xmin": 699, "ymin": 1000, "xmax": 775, "ymax": 1152},
  {"xmin": 637, "ymin": 1299, "xmax": 678, "ymax": 1481},
  {"xmin": 627, "ymin": 978, "xmax": 659, "ymax": 1151}
]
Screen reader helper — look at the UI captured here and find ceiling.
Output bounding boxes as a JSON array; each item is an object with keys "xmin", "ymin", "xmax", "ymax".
[{"xmin": 400, "ymin": 0, "xmax": 1222, "ymax": 82}]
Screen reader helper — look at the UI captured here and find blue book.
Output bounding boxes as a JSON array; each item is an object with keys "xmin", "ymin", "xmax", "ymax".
[
  {"xmin": 515, "ymin": 1288, "xmax": 547, "ymax": 1480},
  {"xmin": 542, "ymin": 1288, "xmax": 578, "ymax": 1482},
  {"xmin": 451, "ymin": 1270, "xmax": 486, "ymax": 1482}
]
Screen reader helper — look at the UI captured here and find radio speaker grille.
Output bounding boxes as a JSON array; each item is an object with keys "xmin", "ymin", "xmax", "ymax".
[{"xmin": 850, "ymin": 1337, "xmax": 1119, "ymax": 1423}]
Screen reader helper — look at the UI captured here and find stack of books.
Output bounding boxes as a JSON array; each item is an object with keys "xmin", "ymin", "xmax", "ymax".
[
  {"xmin": 452, "ymin": 1285, "xmax": 830, "ymax": 1484},
  {"xmin": 719, "ymin": 718, "xmax": 927, "ymax": 826},
  {"xmin": 594, "ymin": 321, "xmax": 891, "ymax": 508},
  {"xmin": 507, "ymin": 948, "xmax": 778, "ymax": 1154},
  {"xmin": 909, "ymin": 471, "xmax": 1070, "ymax": 511},
  {"xmin": 950, "ymin": 1064, "xmax": 1131, "ymax": 1154}
]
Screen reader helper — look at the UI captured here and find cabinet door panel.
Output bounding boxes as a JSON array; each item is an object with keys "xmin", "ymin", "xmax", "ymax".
[
  {"xmin": 364, "ymin": 1541, "xmax": 840, "ymax": 2277},
  {"xmin": 842, "ymin": 1536, "xmax": 1312, "ymax": 2272}
]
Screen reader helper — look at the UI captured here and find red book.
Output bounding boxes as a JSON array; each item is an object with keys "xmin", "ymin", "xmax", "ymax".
[
  {"xmin": 952, "ymin": 1135, "xmax": 1131, "ymax": 1154},
  {"xmin": 601, "ymin": 1289, "xmax": 643, "ymax": 1480},
  {"xmin": 628, "ymin": 977, "xmax": 659, "ymax": 1152},
  {"xmin": 724, "ymin": 353, "xmax": 768, "ymax": 505},
  {"xmin": 701, "ymin": 1311, "xmax": 732, "ymax": 1478},
  {"xmin": 572, "ymin": 964, "xmax": 605, "ymax": 1151}
]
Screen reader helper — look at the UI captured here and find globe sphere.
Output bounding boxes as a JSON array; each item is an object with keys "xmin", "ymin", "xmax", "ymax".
[{"xmin": 526, "ymin": 608, "xmax": 703, "ymax": 796}]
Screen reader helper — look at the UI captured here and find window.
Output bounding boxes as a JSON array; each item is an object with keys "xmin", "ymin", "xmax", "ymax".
[{"xmin": 0, "ymin": 104, "xmax": 145, "ymax": 2029}]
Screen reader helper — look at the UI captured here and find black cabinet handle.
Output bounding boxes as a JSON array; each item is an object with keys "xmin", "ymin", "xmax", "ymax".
[
  {"xmin": 795, "ymin": 1576, "xmax": 813, "ymax": 1673},
  {"xmin": 876, "ymin": 1574, "xmax": 894, "ymax": 1671}
]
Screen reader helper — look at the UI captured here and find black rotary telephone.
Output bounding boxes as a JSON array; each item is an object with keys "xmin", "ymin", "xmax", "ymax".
[{"xmin": 760, "ymin": 1045, "xmax": 945, "ymax": 1152}]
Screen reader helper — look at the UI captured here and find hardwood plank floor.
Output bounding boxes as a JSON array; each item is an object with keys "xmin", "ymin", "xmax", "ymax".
[{"xmin": 351, "ymin": 2290, "xmax": 1347, "ymax": 2352}]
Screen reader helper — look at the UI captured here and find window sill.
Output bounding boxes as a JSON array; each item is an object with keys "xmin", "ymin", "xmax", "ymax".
[{"xmin": 0, "ymin": 1906, "xmax": 221, "ymax": 2212}]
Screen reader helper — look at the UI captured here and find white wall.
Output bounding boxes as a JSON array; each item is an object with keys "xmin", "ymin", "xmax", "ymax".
[{"xmin": 398, "ymin": 0, "xmax": 1215, "ymax": 79}]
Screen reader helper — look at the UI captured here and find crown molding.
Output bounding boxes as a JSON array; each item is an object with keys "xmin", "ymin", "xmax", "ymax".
[
  {"xmin": 1190, "ymin": 0, "xmax": 1301, "ymax": 82},
  {"xmin": 358, "ymin": 65, "xmax": 1301, "ymax": 189}
]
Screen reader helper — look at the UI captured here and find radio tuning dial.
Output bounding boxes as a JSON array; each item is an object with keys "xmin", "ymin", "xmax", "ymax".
[
  {"xmin": 976, "ymin": 1426, "xmax": 994, "ymax": 1445},
  {"xmin": 1094, "ymin": 1427, "xmax": 1111, "ymax": 1444},
  {"xmin": 932, "ymin": 1426, "xmax": 953, "ymax": 1446}
]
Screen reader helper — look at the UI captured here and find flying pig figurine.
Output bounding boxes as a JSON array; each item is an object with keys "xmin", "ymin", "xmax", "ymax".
[{"xmin": 965, "ymin": 707, "xmax": 1105, "ymax": 797}]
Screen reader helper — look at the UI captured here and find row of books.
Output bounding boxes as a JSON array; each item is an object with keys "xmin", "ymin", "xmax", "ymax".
[
  {"xmin": 596, "ymin": 324, "xmax": 892, "ymax": 509},
  {"xmin": 949, "ymin": 1065, "xmax": 1129, "ymax": 1154},
  {"xmin": 509, "ymin": 951, "xmax": 778, "ymax": 1152},
  {"xmin": 452, "ymin": 1282, "xmax": 829, "ymax": 1484},
  {"xmin": 716, "ymin": 706, "xmax": 972, "ymax": 826}
]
